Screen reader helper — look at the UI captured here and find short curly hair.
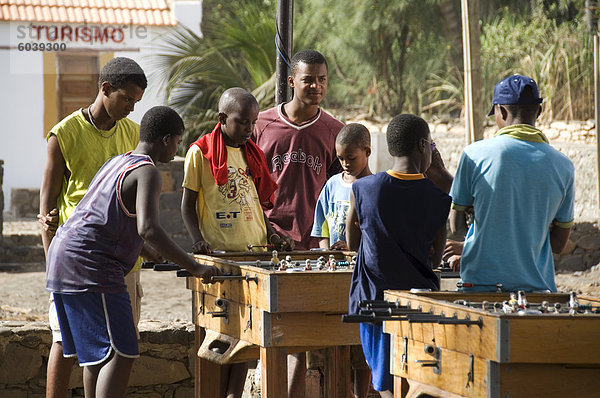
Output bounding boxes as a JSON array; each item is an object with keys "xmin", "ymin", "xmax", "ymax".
[
  {"xmin": 290, "ymin": 49, "xmax": 328, "ymax": 75},
  {"xmin": 98, "ymin": 57, "xmax": 147, "ymax": 90},
  {"xmin": 139, "ymin": 106, "xmax": 184, "ymax": 143},
  {"xmin": 386, "ymin": 114, "xmax": 430, "ymax": 157},
  {"xmin": 336, "ymin": 123, "xmax": 371, "ymax": 149}
]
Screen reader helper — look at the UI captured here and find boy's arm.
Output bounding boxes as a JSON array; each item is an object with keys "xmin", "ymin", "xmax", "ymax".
[
  {"xmin": 134, "ymin": 166, "xmax": 220, "ymax": 282},
  {"xmin": 38, "ymin": 134, "xmax": 65, "ymax": 256},
  {"xmin": 319, "ymin": 238, "xmax": 330, "ymax": 249},
  {"xmin": 449, "ymin": 208, "xmax": 468, "ymax": 238},
  {"xmin": 550, "ymin": 222, "xmax": 571, "ymax": 254},
  {"xmin": 430, "ymin": 224, "xmax": 447, "ymax": 269},
  {"xmin": 181, "ymin": 187, "xmax": 212, "ymax": 254},
  {"xmin": 264, "ymin": 213, "xmax": 294, "ymax": 251},
  {"xmin": 345, "ymin": 190, "xmax": 361, "ymax": 251},
  {"xmin": 425, "ymin": 148, "xmax": 453, "ymax": 194}
]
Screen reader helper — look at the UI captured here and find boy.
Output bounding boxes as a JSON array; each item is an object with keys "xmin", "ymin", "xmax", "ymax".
[
  {"xmin": 181, "ymin": 88, "xmax": 292, "ymax": 397},
  {"xmin": 310, "ymin": 122, "xmax": 373, "ymax": 397},
  {"xmin": 449, "ymin": 75, "xmax": 574, "ymax": 291},
  {"xmin": 46, "ymin": 106, "xmax": 220, "ymax": 398},
  {"xmin": 253, "ymin": 49, "xmax": 343, "ymax": 397},
  {"xmin": 312, "ymin": 123, "xmax": 373, "ymax": 251},
  {"xmin": 38, "ymin": 57, "xmax": 154, "ymax": 398},
  {"xmin": 346, "ymin": 114, "xmax": 451, "ymax": 397},
  {"xmin": 253, "ymin": 49, "xmax": 344, "ymax": 251}
]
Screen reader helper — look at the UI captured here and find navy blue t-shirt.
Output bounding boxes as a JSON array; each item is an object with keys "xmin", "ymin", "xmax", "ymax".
[{"xmin": 348, "ymin": 171, "xmax": 451, "ymax": 314}]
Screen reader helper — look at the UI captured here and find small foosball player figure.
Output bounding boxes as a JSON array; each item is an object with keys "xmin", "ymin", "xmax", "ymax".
[
  {"xmin": 270, "ymin": 250, "xmax": 279, "ymax": 267},
  {"xmin": 508, "ymin": 292, "xmax": 518, "ymax": 309},
  {"xmin": 327, "ymin": 254, "xmax": 337, "ymax": 270},
  {"xmin": 304, "ymin": 259, "xmax": 312, "ymax": 270},
  {"xmin": 553, "ymin": 303, "xmax": 562, "ymax": 314},
  {"xmin": 316, "ymin": 256, "xmax": 326, "ymax": 270},
  {"xmin": 569, "ymin": 292, "xmax": 579, "ymax": 315},
  {"xmin": 285, "ymin": 255, "xmax": 293, "ymax": 264},
  {"xmin": 517, "ymin": 291, "xmax": 528, "ymax": 309},
  {"xmin": 278, "ymin": 260, "xmax": 288, "ymax": 271}
]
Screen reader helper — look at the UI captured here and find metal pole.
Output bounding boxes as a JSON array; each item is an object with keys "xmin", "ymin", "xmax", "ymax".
[
  {"xmin": 588, "ymin": 0, "xmax": 600, "ymax": 216},
  {"xmin": 461, "ymin": 0, "xmax": 483, "ymax": 144},
  {"xmin": 275, "ymin": 0, "xmax": 293, "ymax": 105},
  {"xmin": 594, "ymin": 33, "xmax": 600, "ymax": 217}
]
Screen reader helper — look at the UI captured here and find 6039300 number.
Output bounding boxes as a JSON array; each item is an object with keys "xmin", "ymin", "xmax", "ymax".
[{"xmin": 17, "ymin": 42, "xmax": 67, "ymax": 51}]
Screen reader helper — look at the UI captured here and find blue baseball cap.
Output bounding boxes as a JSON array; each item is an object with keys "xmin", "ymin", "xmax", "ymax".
[{"xmin": 488, "ymin": 74, "xmax": 543, "ymax": 116}]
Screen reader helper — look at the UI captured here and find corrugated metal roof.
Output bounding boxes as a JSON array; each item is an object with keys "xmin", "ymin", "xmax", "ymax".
[{"xmin": 0, "ymin": 0, "xmax": 177, "ymax": 26}]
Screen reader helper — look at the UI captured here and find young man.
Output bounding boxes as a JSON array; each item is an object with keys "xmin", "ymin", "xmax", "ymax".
[
  {"xmin": 346, "ymin": 114, "xmax": 451, "ymax": 397},
  {"xmin": 253, "ymin": 49, "xmax": 344, "ymax": 397},
  {"xmin": 253, "ymin": 49, "xmax": 344, "ymax": 251},
  {"xmin": 38, "ymin": 57, "xmax": 153, "ymax": 398},
  {"xmin": 449, "ymin": 75, "xmax": 574, "ymax": 292},
  {"xmin": 46, "ymin": 106, "xmax": 220, "ymax": 398}
]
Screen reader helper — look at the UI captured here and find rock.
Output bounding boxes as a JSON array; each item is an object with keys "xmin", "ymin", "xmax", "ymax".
[
  {"xmin": 556, "ymin": 254, "xmax": 586, "ymax": 272},
  {"xmin": 174, "ymin": 386, "xmax": 195, "ymax": 398},
  {"xmin": 129, "ymin": 356, "xmax": 190, "ymax": 386},
  {"xmin": 561, "ymin": 239, "xmax": 576, "ymax": 255},
  {"xmin": 0, "ymin": 343, "xmax": 41, "ymax": 383},
  {"xmin": 576, "ymin": 235, "xmax": 600, "ymax": 251}
]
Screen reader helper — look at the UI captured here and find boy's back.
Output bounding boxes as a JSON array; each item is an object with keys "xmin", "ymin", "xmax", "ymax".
[{"xmin": 348, "ymin": 171, "xmax": 450, "ymax": 314}]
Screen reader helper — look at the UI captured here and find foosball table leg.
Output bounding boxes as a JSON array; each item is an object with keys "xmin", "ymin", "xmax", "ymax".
[
  {"xmin": 325, "ymin": 346, "xmax": 351, "ymax": 398},
  {"xmin": 195, "ymin": 326, "xmax": 225, "ymax": 398},
  {"xmin": 260, "ymin": 346, "xmax": 288, "ymax": 397},
  {"xmin": 394, "ymin": 376, "xmax": 410, "ymax": 398}
]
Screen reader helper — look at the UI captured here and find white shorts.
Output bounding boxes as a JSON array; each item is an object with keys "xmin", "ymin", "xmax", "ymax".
[{"xmin": 49, "ymin": 269, "xmax": 143, "ymax": 343}]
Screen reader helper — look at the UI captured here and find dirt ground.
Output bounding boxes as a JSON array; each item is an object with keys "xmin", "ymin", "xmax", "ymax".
[
  {"xmin": 2, "ymin": 266, "xmax": 600, "ymax": 322},
  {"xmin": 0, "ymin": 269, "xmax": 192, "ymax": 322}
]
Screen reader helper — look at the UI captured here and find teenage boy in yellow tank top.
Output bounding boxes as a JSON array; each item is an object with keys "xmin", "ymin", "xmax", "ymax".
[{"xmin": 38, "ymin": 57, "xmax": 160, "ymax": 398}]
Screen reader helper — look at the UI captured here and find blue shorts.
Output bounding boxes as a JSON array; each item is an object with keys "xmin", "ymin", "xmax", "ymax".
[
  {"xmin": 53, "ymin": 291, "xmax": 139, "ymax": 366},
  {"xmin": 360, "ymin": 323, "xmax": 393, "ymax": 392}
]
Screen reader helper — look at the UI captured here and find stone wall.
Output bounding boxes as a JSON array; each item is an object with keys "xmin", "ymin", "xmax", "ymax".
[
  {"xmin": 0, "ymin": 320, "xmax": 196, "ymax": 398},
  {"xmin": 157, "ymin": 157, "xmax": 191, "ymax": 251}
]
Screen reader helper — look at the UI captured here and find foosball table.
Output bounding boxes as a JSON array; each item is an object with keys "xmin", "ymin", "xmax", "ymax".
[
  {"xmin": 169, "ymin": 249, "xmax": 360, "ymax": 398},
  {"xmin": 363, "ymin": 290, "xmax": 600, "ymax": 398}
]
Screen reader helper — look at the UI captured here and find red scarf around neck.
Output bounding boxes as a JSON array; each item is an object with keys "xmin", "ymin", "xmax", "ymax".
[{"xmin": 191, "ymin": 123, "xmax": 278, "ymax": 209}]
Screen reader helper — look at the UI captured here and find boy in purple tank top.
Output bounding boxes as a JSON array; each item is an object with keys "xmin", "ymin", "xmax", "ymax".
[{"xmin": 46, "ymin": 106, "xmax": 220, "ymax": 398}]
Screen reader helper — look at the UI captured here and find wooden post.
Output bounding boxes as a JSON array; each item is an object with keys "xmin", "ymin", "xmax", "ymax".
[
  {"xmin": 594, "ymin": 33, "xmax": 600, "ymax": 217},
  {"xmin": 194, "ymin": 326, "xmax": 223, "ymax": 398},
  {"xmin": 275, "ymin": 0, "xmax": 293, "ymax": 105},
  {"xmin": 324, "ymin": 346, "xmax": 350, "ymax": 398},
  {"xmin": 461, "ymin": 0, "xmax": 483, "ymax": 144},
  {"xmin": 260, "ymin": 346, "xmax": 288, "ymax": 397}
]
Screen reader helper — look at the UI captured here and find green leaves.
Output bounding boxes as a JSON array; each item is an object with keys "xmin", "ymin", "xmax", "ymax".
[{"xmin": 151, "ymin": 1, "xmax": 277, "ymax": 152}]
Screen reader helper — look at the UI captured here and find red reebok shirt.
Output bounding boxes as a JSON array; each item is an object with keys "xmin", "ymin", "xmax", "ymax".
[{"xmin": 253, "ymin": 104, "xmax": 343, "ymax": 249}]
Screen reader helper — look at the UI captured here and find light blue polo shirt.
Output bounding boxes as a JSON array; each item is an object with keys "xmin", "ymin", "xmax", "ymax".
[{"xmin": 450, "ymin": 124, "xmax": 574, "ymax": 292}]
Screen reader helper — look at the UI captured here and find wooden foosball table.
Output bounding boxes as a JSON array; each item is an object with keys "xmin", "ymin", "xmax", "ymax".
[
  {"xmin": 375, "ymin": 291, "xmax": 600, "ymax": 398},
  {"xmin": 178, "ymin": 250, "xmax": 360, "ymax": 398}
]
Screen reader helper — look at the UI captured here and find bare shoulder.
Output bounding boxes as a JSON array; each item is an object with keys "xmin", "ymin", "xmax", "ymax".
[{"xmin": 123, "ymin": 162, "xmax": 162, "ymax": 193}]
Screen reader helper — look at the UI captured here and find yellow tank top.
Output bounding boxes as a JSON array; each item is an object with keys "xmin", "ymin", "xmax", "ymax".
[{"xmin": 49, "ymin": 109, "xmax": 142, "ymax": 271}]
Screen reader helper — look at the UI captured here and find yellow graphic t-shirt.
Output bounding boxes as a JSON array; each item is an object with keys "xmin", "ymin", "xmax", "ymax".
[{"xmin": 183, "ymin": 145, "xmax": 268, "ymax": 251}]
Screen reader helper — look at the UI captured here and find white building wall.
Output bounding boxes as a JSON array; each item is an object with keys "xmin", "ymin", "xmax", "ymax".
[
  {"xmin": 0, "ymin": 23, "xmax": 46, "ymax": 214},
  {"xmin": 0, "ymin": 1, "xmax": 202, "ymax": 213}
]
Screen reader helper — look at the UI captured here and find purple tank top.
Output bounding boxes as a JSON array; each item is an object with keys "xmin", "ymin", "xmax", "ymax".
[{"xmin": 46, "ymin": 152, "xmax": 154, "ymax": 294}]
